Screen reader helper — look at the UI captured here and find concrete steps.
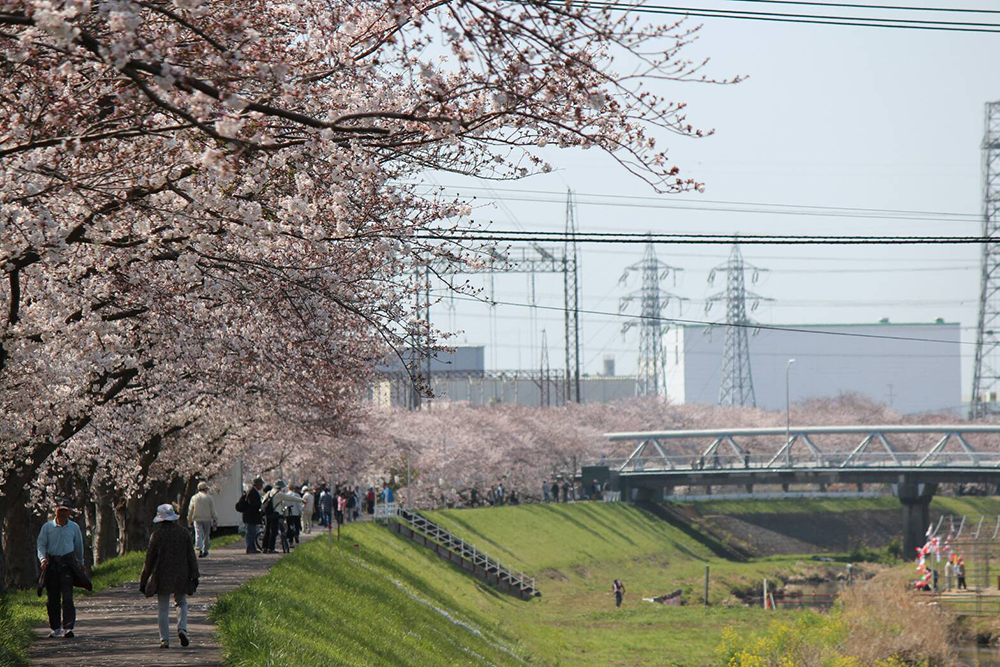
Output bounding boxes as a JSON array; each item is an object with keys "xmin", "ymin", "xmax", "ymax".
[{"xmin": 386, "ymin": 508, "xmax": 538, "ymax": 600}]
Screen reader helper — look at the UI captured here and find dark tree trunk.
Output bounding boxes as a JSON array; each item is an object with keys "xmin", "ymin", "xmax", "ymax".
[
  {"xmin": 117, "ymin": 480, "xmax": 168, "ymax": 554},
  {"xmin": 93, "ymin": 486, "xmax": 119, "ymax": 564},
  {"xmin": 2, "ymin": 491, "xmax": 46, "ymax": 590},
  {"xmin": 175, "ymin": 476, "xmax": 198, "ymax": 524}
]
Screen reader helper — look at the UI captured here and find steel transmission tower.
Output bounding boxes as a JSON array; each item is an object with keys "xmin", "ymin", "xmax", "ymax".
[
  {"xmin": 619, "ymin": 239, "xmax": 683, "ymax": 396},
  {"xmin": 564, "ymin": 189, "xmax": 583, "ymax": 403},
  {"xmin": 706, "ymin": 242, "xmax": 770, "ymax": 407},
  {"xmin": 971, "ymin": 101, "xmax": 1000, "ymax": 419}
]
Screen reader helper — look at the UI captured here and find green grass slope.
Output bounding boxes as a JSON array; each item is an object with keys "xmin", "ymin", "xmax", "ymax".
[
  {"xmin": 214, "ymin": 504, "xmax": 837, "ymax": 666},
  {"xmin": 213, "ymin": 528, "xmax": 528, "ymax": 666}
]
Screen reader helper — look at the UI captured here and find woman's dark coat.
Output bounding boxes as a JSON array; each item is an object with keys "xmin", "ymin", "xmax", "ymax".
[{"xmin": 140, "ymin": 521, "xmax": 199, "ymax": 597}]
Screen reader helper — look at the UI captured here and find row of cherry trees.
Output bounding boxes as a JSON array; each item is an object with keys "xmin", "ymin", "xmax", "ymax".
[
  {"xmin": 336, "ymin": 394, "xmax": 986, "ymax": 509},
  {"xmin": 0, "ymin": 0, "xmax": 725, "ymax": 589}
]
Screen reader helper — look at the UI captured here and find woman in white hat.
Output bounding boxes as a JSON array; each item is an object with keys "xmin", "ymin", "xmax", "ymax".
[{"xmin": 140, "ymin": 504, "xmax": 199, "ymax": 649}]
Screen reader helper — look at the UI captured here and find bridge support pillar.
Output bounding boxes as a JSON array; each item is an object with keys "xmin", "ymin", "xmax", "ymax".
[{"xmin": 896, "ymin": 482, "xmax": 937, "ymax": 558}]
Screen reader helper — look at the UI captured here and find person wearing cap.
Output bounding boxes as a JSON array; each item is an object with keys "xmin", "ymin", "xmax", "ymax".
[
  {"xmin": 241, "ymin": 477, "xmax": 264, "ymax": 554},
  {"xmin": 140, "ymin": 503, "xmax": 199, "ymax": 649},
  {"xmin": 301, "ymin": 486, "xmax": 315, "ymax": 534},
  {"xmin": 187, "ymin": 481, "xmax": 219, "ymax": 558},
  {"xmin": 260, "ymin": 480, "xmax": 304, "ymax": 553},
  {"xmin": 36, "ymin": 499, "xmax": 88, "ymax": 638}
]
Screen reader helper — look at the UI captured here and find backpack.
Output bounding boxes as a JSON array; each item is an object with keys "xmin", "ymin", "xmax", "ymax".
[
  {"xmin": 262, "ymin": 493, "xmax": 276, "ymax": 516},
  {"xmin": 235, "ymin": 492, "xmax": 248, "ymax": 513}
]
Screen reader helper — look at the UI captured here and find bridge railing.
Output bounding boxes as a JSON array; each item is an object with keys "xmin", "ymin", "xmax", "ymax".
[{"xmin": 585, "ymin": 451, "xmax": 1000, "ymax": 473}]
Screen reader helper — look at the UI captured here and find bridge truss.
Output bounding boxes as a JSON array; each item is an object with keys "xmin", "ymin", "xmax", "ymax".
[{"xmin": 603, "ymin": 425, "xmax": 1000, "ymax": 473}]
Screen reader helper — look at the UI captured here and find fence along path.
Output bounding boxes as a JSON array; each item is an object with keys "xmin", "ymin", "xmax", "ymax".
[{"xmin": 379, "ymin": 503, "xmax": 537, "ymax": 599}]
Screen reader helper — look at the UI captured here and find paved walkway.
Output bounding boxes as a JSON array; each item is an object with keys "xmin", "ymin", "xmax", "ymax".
[{"xmin": 30, "ymin": 530, "xmax": 324, "ymax": 666}]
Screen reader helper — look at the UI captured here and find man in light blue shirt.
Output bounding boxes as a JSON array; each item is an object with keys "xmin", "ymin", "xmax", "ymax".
[{"xmin": 36, "ymin": 500, "xmax": 85, "ymax": 638}]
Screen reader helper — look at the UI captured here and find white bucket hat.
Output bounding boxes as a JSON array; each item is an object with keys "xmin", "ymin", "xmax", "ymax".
[{"xmin": 153, "ymin": 503, "xmax": 180, "ymax": 523}]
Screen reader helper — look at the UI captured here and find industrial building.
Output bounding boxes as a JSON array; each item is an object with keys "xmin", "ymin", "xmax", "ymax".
[
  {"xmin": 665, "ymin": 320, "xmax": 962, "ymax": 415},
  {"xmin": 372, "ymin": 345, "xmax": 641, "ymax": 408}
]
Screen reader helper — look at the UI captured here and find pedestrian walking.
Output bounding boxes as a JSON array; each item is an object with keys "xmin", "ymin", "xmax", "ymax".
[
  {"xmin": 36, "ymin": 498, "xmax": 91, "ymax": 639},
  {"xmin": 956, "ymin": 557, "xmax": 967, "ymax": 590},
  {"xmin": 261, "ymin": 481, "xmax": 304, "ymax": 553},
  {"xmin": 612, "ymin": 579, "xmax": 626, "ymax": 608},
  {"xmin": 561, "ymin": 480, "xmax": 569, "ymax": 503},
  {"xmin": 347, "ymin": 487, "xmax": 358, "ymax": 522},
  {"xmin": 335, "ymin": 490, "xmax": 346, "ymax": 526},
  {"xmin": 187, "ymin": 481, "xmax": 218, "ymax": 558},
  {"xmin": 319, "ymin": 486, "xmax": 334, "ymax": 527},
  {"xmin": 611, "ymin": 579, "xmax": 625, "ymax": 607},
  {"xmin": 140, "ymin": 504, "xmax": 199, "ymax": 650},
  {"xmin": 286, "ymin": 486, "xmax": 303, "ymax": 545},
  {"xmin": 542, "ymin": 479, "xmax": 551, "ymax": 503},
  {"xmin": 366, "ymin": 486, "xmax": 376, "ymax": 514},
  {"xmin": 238, "ymin": 477, "xmax": 264, "ymax": 554},
  {"xmin": 380, "ymin": 482, "xmax": 395, "ymax": 505},
  {"xmin": 301, "ymin": 486, "xmax": 315, "ymax": 534}
]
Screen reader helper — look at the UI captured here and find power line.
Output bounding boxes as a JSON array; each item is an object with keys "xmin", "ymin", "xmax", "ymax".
[
  {"xmin": 722, "ymin": 0, "xmax": 1000, "ymax": 14},
  {"xmin": 418, "ymin": 230, "xmax": 991, "ymax": 244},
  {"xmin": 550, "ymin": 0, "xmax": 1000, "ymax": 32},
  {"xmin": 421, "ymin": 184, "xmax": 979, "ymax": 223},
  {"xmin": 434, "ymin": 291, "xmax": 974, "ymax": 346}
]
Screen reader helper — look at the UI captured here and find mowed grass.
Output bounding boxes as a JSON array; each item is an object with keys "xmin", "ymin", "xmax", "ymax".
[
  {"xmin": 0, "ymin": 532, "xmax": 242, "ymax": 667},
  {"xmin": 213, "ymin": 503, "xmax": 812, "ymax": 666},
  {"xmin": 679, "ymin": 496, "xmax": 1000, "ymax": 517},
  {"xmin": 212, "ymin": 529, "xmax": 527, "ymax": 666}
]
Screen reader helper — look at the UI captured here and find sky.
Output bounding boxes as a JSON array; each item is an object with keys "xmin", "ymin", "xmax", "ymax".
[{"xmin": 420, "ymin": 2, "xmax": 999, "ymax": 401}]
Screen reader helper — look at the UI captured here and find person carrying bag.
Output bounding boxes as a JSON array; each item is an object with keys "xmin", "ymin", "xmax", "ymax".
[{"xmin": 140, "ymin": 504, "xmax": 199, "ymax": 649}]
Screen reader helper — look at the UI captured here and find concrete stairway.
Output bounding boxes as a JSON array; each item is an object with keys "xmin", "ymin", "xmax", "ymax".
[{"xmin": 387, "ymin": 507, "xmax": 538, "ymax": 599}]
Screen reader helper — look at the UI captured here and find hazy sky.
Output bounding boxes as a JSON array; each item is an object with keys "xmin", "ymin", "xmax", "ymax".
[{"xmin": 422, "ymin": 2, "xmax": 999, "ymax": 401}]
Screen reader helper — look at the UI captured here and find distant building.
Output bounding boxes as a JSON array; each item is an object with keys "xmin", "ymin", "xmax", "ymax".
[
  {"xmin": 665, "ymin": 321, "xmax": 961, "ymax": 415},
  {"xmin": 371, "ymin": 346, "xmax": 642, "ymax": 408}
]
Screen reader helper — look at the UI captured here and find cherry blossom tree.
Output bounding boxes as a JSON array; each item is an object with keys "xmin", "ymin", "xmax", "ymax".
[{"xmin": 0, "ymin": 0, "xmax": 734, "ymax": 588}]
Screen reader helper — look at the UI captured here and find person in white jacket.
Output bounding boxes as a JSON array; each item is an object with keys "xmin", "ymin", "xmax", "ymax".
[
  {"xmin": 187, "ymin": 482, "xmax": 218, "ymax": 558},
  {"xmin": 260, "ymin": 481, "xmax": 304, "ymax": 553},
  {"xmin": 301, "ymin": 486, "xmax": 315, "ymax": 534}
]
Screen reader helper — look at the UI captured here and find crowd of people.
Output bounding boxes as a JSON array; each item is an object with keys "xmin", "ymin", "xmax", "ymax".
[{"xmin": 237, "ymin": 478, "xmax": 389, "ymax": 553}]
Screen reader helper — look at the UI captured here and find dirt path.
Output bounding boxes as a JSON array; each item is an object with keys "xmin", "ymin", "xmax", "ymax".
[{"xmin": 29, "ymin": 530, "xmax": 327, "ymax": 666}]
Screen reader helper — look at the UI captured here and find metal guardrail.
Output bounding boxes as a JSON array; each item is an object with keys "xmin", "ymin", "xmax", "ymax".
[
  {"xmin": 585, "ymin": 452, "xmax": 1000, "ymax": 474},
  {"xmin": 598, "ymin": 425, "xmax": 1000, "ymax": 474},
  {"xmin": 933, "ymin": 594, "xmax": 1000, "ymax": 616},
  {"xmin": 381, "ymin": 503, "xmax": 536, "ymax": 595}
]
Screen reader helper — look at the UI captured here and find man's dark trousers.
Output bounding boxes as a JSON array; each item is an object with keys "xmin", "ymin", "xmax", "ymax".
[
  {"xmin": 45, "ymin": 555, "xmax": 76, "ymax": 631},
  {"xmin": 264, "ymin": 514, "xmax": 279, "ymax": 551}
]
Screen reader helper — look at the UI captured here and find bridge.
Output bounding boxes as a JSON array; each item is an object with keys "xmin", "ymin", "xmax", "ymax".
[{"xmin": 586, "ymin": 425, "xmax": 1000, "ymax": 556}]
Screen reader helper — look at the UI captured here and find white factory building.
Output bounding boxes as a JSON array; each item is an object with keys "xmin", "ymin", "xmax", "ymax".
[{"xmin": 665, "ymin": 320, "xmax": 962, "ymax": 415}]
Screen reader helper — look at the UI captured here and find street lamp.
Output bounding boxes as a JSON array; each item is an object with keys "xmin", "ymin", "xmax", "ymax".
[{"xmin": 786, "ymin": 359, "xmax": 796, "ymax": 466}]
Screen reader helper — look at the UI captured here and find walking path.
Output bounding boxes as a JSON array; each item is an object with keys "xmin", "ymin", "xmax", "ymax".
[{"xmin": 30, "ymin": 531, "xmax": 322, "ymax": 666}]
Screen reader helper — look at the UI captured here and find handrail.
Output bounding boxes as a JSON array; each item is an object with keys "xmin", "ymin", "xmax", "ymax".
[{"xmin": 391, "ymin": 507, "xmax": 536, "ymax": 593}]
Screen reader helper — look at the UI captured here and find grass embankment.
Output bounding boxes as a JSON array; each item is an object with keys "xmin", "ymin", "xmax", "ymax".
[
  {"xmin": 0, "ymin": 532, "xmax": 241, "ymax": 666},
  {"xmin": 216, "ymin": 504, "xmax": 834, "ymax": 666},
  {"xmin": 679, "ymin": 496, "xmax": 1000, "ymax": 517}
]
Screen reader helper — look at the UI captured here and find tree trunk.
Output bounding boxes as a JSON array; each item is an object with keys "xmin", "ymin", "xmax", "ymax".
[
  {"xmin": 2, "ymin": 491, "xmax": 46, "ymax": 590},
  {"xmin": 117, "ymin": 480, "xmax": 167, "ymax": 554},
  {"xmin": 93, "ymin": 487, "xmax": 120, "ymax": 564}
]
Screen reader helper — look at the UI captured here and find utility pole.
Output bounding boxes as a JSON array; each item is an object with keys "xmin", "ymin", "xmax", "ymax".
[
  {"xmin": 707, "ymin": 242, "xmax": 771, "ymax": 407},
  {"xmin": 619, "ymin": 238, "xmax": 684, "ymax": 396},
  {"xmin": 537, "ymin": 329, "xmax": 553, "ymax": 407},
  {"xmin": 971, "ymin": 100, "xmax": 1000, "ymax": 419},
  {"xmin": 564, "ymin": 189, "xmax": 583, "ymax": 403}
]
